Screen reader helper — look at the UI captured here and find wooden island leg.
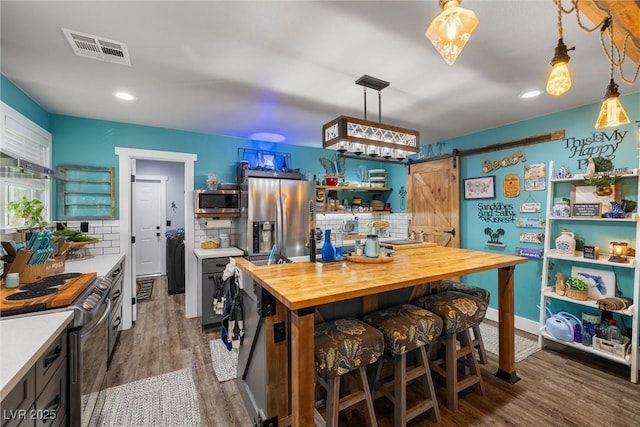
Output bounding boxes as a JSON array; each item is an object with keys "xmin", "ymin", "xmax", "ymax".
[
  {"xmin": 495, "ymin": 266, "xmax": 520, "ymax": 384},
  {"xmin": 290, "ymin": 307, "xmax": 316, "ymax": 426}
]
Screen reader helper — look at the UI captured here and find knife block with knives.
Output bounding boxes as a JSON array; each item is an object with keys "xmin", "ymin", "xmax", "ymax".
[{"xmin": 3, "ymin": 230, "xmax": 66, "ymax": 284}]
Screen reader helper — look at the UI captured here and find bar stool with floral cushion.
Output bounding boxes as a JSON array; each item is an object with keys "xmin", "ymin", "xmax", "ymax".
[
  {"xmin": 440, "ymin": 280, "xmax": 490, "ymax": 364},
  {"xmin": 362, "ymin": 304, "xmax": 443, "ymax": 425},
  {"xmin": 413, "ymin": 290, "xmax": 488, "ymax": 411},
  {"xmin": 314, "ymin": 318, "xmax": 385, "ymax": 427}
]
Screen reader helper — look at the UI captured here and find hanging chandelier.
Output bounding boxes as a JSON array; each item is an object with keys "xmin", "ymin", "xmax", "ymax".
[
  {"xmin": 425, "ymin": 0, "xmax": 479, "ymax": 66},
  {"xmin": 322, "ymin": 75, "xmax": 419, "ymax": 161}
]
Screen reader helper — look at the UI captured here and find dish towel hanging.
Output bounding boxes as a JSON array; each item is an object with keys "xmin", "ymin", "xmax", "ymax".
[{"xmin": 220, "ymin": 258, "xmax": 243, "ymax": 351}]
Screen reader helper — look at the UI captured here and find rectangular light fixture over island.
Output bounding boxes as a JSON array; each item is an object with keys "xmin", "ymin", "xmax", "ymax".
[{"xmin": 322, "ymin": 75, "xmax": 420, "ymax": 161}]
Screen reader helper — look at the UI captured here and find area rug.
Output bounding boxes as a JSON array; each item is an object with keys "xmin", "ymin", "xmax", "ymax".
[
  {"xmin": 478, "ymin": 322, "xmax": 540, "ymax": 362},
  {"xmin": 210, "ymin": 339, "xmax": 238, "ymax": 383},
  {"xmin": 136, "ymin": 278, "xmax": 155, "ymax": 302},
  {"xmin": 96, "ymin": 368, "xmax": 201, "ymax": 426}
]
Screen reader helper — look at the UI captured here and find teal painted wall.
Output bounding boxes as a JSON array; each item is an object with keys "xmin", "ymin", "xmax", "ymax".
[
  {"xmin": 49, "ymin": 114, "xmax": 403, "ymax": 215},
  {"xmin": 423, "ymin": 92, "xmax": 639, "ymax": 322},
  {"xmin": 0, "ymin": 75, "xmax": 50, "ymax": 131},
  {"xmin": 4, "ymin": 71, "xmax": 639, "ymax": 323}
]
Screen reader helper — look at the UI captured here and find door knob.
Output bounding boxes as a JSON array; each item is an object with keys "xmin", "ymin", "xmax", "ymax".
[{"xmin": 444, "ymin": 228, "xmax": 456, "ymax": 237}]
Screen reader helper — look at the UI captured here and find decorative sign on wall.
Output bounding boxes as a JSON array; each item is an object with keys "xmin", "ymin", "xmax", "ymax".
[
  {"xmin": 516, "ymin": 247, "xmax": 543, "ymax": 259},
  {"xmin": 562, "ymin": 129, "xmax": 627, "ymax": 171},
  {"xmin": 484, "ymin": 227, "xmax": 506, "ymax": 247},
  {"xmin": 503, "ymin": 174, "xmax": 520, "ymax": 198},
  {"xmin": 524, "ymin": 163, "xmax": 546, "ymax": 191},
  {"xmin": 482, "ymin": 150, "xmax": 527, "ymax": 173},
  {"xmin": 516, "ymin": 217, "xmax": 546, "ymax": 228},
  {"xmin": 477, "ymin": 202, "xmax": 516, "ymax": 223},
  {"xmin": 520, "ymin": 202, "xmax": 541, "ymax": 213},
  {"xmin": 520, "ymin": 193, "xmax": 541, "ymax": 213},
  {"xmin": 519, "ymin": 232, "xmax": 544, "ymax": 244}
]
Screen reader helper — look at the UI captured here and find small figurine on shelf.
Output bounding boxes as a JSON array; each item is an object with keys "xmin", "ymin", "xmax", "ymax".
[
  {"xmin": 586, "ymin": 157, "xmax": 596, "ymax": 175},
  {"xmin": 554, "ymin": 272, "xmax": 565, "ymax": 296}
]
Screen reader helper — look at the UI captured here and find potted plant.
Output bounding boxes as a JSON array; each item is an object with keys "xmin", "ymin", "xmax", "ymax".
[
  {"xmin": 592, "ymin": 157, "xmax": 613, "ymax": 173},
  {"xmin": 565, "ymin": 276, "xmax": 588, "ymax": 300},
  {"xmin": 7, "ymin": 196, "xmax": 47, "ymax": 228},
  {"xmin": 583, "ymin": 175, "xmax": 618, "ymax": 196}
]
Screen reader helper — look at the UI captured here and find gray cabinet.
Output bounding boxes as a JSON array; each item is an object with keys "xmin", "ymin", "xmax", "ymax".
[
  {"xmin": 1, "ymin": 330, "xmax": 68, "ymax": 427},
  {"xmin": 107, "ymin": 273, "xmax": 123, "ymax": 364},
  {"xmin": 201, "ymin": 257, "xmax": 227, "ymax": 328}
]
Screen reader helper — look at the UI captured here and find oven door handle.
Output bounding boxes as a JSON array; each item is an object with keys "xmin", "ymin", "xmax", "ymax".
[{"xmin": 81, "ymin": 298, "xmax": 112, "ymax": 338}]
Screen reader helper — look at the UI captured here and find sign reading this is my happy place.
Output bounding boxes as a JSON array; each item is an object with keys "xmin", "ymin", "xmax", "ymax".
[{"xmin": 562, "ymin": 129, "xmax": 628, "ymax": 170}]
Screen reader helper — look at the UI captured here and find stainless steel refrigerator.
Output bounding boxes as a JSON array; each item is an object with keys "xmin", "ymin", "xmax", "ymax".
[{"xmin": 239, "ymin": 175, "xmax": 315, "ymax": 259}]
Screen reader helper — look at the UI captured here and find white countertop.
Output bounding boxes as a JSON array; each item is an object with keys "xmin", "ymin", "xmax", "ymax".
[
  {"xmin": 65, "ymin": 253, "xmax": 125, "ymax": 277},
  {"xmin": 0, "ymin": 311, "xmax": 74, "ymax": 397},
  {"xmin": 193, "ymin": 247, "xmax": 244, "ymax": 259}
]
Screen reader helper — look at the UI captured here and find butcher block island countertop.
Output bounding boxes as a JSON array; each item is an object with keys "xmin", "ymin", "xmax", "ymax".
[
  {"xmin": 235, "ymin": 246, "xmax": 528, "ymax": 427},
  {"xmin": 235, "ymin": 246, "xmax": 526, "ymax": 310}
]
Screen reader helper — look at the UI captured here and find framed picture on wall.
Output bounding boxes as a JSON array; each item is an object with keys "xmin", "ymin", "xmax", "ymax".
[{"xmin": 463, "ymin": 176, "xmax": 495, "ymax": 200}]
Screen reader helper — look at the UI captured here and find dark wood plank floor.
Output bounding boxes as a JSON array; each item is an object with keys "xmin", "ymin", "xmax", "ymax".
[{"xmin": 107, "ymin": 276, "xmax": 640, "ymax": 426}]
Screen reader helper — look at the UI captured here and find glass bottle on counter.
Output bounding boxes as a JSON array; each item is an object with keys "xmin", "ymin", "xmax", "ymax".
[
  {"xmin": 322, "ymin": 229, "xmax": 335, "ymax": 261},
  {"xmin": 364, "ymin": 235, "xmax": 380, "ymax": 258},
  {"xmin": 334, "ymin": 232, "xmax": 343, "ymax": 260}
]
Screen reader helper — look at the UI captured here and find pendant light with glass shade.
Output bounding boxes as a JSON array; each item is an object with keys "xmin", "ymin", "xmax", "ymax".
[
  {"xmin": 425, "ymin": 0, "xmax": 479, "ymax": 66},
  {"xmin": 546, "ymin": 0, "xmax": 575, "ymax": 96},
  {"xmin": 595, "ymin": 16, "xmax": 630, "ymax": 129}
]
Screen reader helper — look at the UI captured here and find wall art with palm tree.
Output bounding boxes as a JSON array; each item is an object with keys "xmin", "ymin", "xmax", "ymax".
[{"xmin": 484, "ymin": 227, "xmax": 506, "ymax": 247}]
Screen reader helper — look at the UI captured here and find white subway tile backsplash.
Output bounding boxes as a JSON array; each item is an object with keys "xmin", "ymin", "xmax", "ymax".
[
  {"xmin": 91, "ymin": 226, "xmax": 112, "ymax": 234},
  {"xmin": 61, "ymin": 219, "xmax": 122, "ymax": 257}
]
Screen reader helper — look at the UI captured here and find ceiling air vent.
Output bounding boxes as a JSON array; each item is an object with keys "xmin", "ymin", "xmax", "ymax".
[{"xmin": 62, "ymin": 28, "xmax": 131, "ymax": 66}]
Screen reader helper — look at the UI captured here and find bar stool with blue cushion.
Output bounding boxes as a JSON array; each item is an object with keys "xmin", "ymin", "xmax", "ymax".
[
  {"xmin": 362, "ymin": 304, "xmax": 443, "ymax": 425},
  {"xmin": 413, "ymin": 291, "xmax": 487, "ymax": 411},
  {"xmin": 314, "ymin": 318, "xmax": 385, "ymax": 427},
  {"xmin": 440, "ymin": 280, "xmax": 490, "ymax": 364}
]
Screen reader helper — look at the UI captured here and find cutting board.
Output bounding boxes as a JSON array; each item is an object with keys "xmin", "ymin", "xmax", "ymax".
[
  {"xmin": 345, "ymin": 254, "xmax": 393, "ymax": 263},
  {"xmin": 380, "ymin": 241, "xmax": 437, "ymax": 251},
  {"xmin": 0, "ymin": 272, "xmax": 97, "ymax": 313}
]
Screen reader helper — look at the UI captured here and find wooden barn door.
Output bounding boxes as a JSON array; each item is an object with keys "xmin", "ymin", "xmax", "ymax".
[{"xmin": 407, "ymin": 157, "xmax": 460, "ymax": 247}]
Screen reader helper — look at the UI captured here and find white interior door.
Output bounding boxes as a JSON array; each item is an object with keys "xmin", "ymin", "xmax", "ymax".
[{"xmin": 134, "ymin": 176, "xmax": 166, "ymax": 276}]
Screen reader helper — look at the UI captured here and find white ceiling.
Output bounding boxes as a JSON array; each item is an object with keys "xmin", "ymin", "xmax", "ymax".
[{"xmin": 1, "ymin": 1, "xmax": 638, "ymax": 148}]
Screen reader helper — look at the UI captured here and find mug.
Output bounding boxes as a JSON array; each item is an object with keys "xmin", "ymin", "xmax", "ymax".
[{"xmin": 5, "ymin": 273, "xmax": 19, "ymax": 288}]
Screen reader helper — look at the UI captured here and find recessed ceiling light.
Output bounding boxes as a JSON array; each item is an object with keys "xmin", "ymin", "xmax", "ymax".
[
  {"xmin": 521, "ymin": 90, "xmax": 541, "ymax": 99},
  {"xmin": 249, "ymin": 132, "xmax": 286, "ymax": 142},
  {"xmin": 114, "ymin": 92, "xmax": 135, "ymax": 101}
]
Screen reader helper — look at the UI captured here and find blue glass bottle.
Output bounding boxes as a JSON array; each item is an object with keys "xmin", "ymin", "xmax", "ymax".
[{"xmin": 322, "ymin": 229, "xmax": 335, "ymax": 261}]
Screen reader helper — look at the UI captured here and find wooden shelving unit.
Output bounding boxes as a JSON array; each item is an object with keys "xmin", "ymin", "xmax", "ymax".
[{"xmin": 539, "ymin": 161, "xmax": 639, "ymax": 383}]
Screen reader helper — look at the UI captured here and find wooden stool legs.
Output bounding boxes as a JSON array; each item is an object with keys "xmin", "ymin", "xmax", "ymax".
[
  {"xmin": 314, "ymin": 365, "xmax": 378, "ymax": 427},
  {"xmin": 373, "ymin": 344, "xmax": 440, "ymax": 425},
  {"xmin": 472, "ymin": 324, "xmax": 488, "ymax": 364},
  {"xmin": 431, "ymin": 329, "xmax": 486, "ymax": 411}
]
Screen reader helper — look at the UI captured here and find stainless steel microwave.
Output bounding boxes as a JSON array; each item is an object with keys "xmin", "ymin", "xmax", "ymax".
[{"xmin": 194, "ymin": 189, "xmax": 241, "ymax": 217}]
